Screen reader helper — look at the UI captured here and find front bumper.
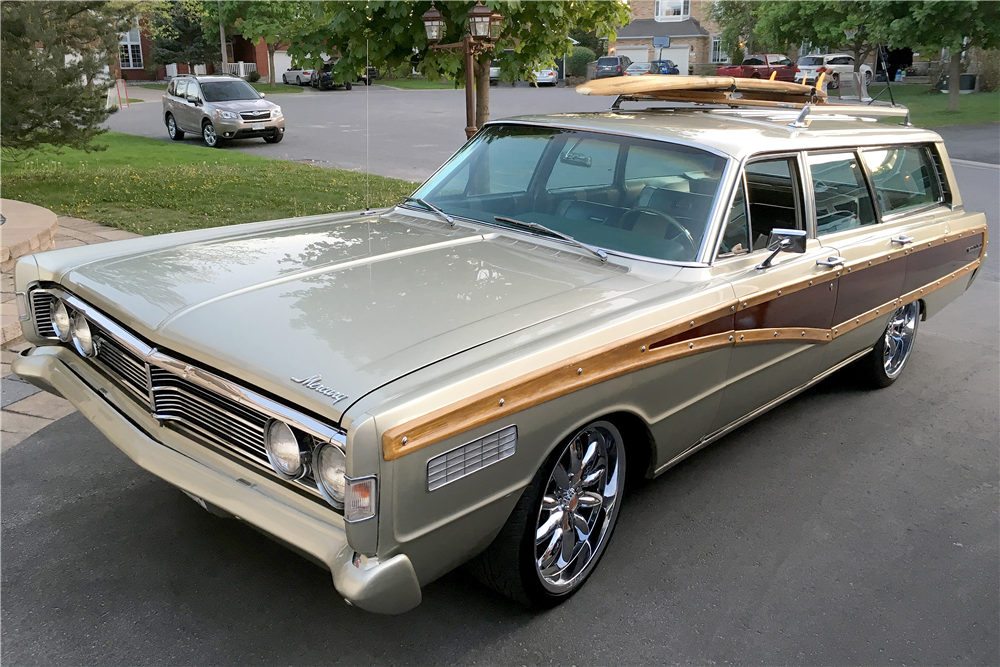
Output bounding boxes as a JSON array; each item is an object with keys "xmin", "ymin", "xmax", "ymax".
[
  {"xmin": 12, "ymin": 346, "xmax": 422, "ymax": 615},
  {"xmin": 213, "ymin": 116, "xmax": 285, "ymax": 140}
]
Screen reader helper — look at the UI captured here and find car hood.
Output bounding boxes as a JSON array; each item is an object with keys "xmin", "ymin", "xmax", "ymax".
[
  {"xmin": 62, "ymin": 211, "xmax": 646, "ymax": 423},
  {"xmin": 210, "ymin": 99, "xmax": 277, "ymax": 113}
]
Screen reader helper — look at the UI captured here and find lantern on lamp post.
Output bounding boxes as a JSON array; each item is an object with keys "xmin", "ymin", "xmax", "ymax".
[{"xmin": 422, "ymin": 1, "xmax": 503, "ymax": 138}]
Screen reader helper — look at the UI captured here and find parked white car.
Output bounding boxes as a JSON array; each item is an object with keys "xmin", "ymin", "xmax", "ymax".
[
  {"xmin": 532, "ymin": 67, "xmax": 557, "ymax": 86},
  {"xmin": 795, "ymin": 54, "xmax": 873, "ymax": 88},
  {"xmin": 282, "ymin": 66, "xmax": 316, "ymax": 86}
]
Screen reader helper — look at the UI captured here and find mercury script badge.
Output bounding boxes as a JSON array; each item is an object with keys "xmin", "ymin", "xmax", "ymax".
[{"xmin": 290, "ymin": 375, "xmax": 348, "ymax": 404}]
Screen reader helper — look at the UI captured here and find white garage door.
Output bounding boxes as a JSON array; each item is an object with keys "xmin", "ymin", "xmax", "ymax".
[
  {"xmin": 615, "ymin": 47, "xmax": 651, "ymax": 64},
  {"xmin": 272, "ymin": 50, "xmax": 293, "ymax": 79},
  {"xmin": 655, "ymin": 46, "xmax": 689, "ymax": 74}
]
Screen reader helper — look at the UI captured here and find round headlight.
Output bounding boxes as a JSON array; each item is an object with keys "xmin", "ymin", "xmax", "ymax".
[
  {"xmin": 265, "ymin": 420, "xmax": 306, "ymax": 479},
  {"xmin": 52, "ymin": 301, "xmax": 72, "ymax": 342},
  {"xmin": 314, "ymin": 443, "xmax": 346, "ymax": 507},
  {"xmin": 70, "ymin": 311, "xmax": 95, "ymax": 357}
]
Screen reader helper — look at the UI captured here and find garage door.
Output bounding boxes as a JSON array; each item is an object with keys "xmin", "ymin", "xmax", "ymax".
[
  {"xmin": 615, "ymin": 47, "xmax": 651, "ymax": 64},
  {"xmin": 272, "ymin": 50, "xmax": 293, "ymax": 79},
  {"xmin": 655, "ymin": 47, "xmax": 689, "ymax": 74}
]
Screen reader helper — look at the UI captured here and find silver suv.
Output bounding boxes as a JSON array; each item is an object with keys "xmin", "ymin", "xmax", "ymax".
[{"xmin": 162, "ymin": 74, "xmax": 285, "ymax": 148}]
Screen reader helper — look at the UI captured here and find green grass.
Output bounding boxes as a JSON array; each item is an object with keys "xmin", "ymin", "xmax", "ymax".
[
  {"xmin": 139, "ymin": 82, "xmax": 304, "ymax": 95},
  {"xmin": 378, "ymin": 77, "xmax": 462, "ymax": 90},
  {"xmin": 867, "ymin": 84, "xmax": 1000, "ymax": 127},
  {"xmin": 0, "ymin": 133, "xmax": 418, "ymax": 235}
]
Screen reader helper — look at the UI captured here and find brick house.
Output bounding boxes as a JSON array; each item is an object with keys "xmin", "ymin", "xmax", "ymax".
[
  {"xmin": 609, "ymin": 0, "xmax": 729, "ymax": 75},
  {"xmin": 116, "ymin": 16, "xmax": 286, "ymax": 81}
]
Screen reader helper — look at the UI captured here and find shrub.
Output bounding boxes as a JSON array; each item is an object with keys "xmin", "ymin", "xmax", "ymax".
[
  {"xmin": 247, "ymin": 70, "xmax": 261, "ymax": 82},
  {"xmin": 566, "ymin": 46, "xmax": 596, "ymax": 78},
  {"xmin": 977, "ymin": 48, "xmax": 1000, "ymax": 93}
]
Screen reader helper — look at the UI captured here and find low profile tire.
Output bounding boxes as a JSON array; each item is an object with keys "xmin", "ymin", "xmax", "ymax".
[
  {"xmin": 468, "ymin": 420, "xmax": 626, "ymax": 607},
  {"xmin": 166, "ymin": 114, "xmax": 184, "ymax": 141},
  {"xmin": 296, "ymin": 75, "xmax": 302, "ymax": 85},
  {"xmin": 263, "ymin": 130, "xmax": 283, "ymax": 143},
  {"xmin": 202, "ymin": 121, "xmax": 222, "ymax": 148},
  {"xmin": 857, "ymin": 300, "xmax": 920, "ymax": 388}
]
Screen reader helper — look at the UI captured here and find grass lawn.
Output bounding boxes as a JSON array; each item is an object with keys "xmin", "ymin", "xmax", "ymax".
[
  {"xmin": 1, "ymin": 133, "xmax": 418, "ymax": 236},
  {"xmin": 867, "ymin": 84, "xmax": 1000, "ymax": 127},
  {"xmin": 139, "ymin": 82, "xmax": 304, "ymax": 95},
  {"xmin": 378, "ymin": 78, "xmax": 461, "ymax": 90}
]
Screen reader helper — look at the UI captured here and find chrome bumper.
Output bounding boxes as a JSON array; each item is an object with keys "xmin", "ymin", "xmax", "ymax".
[{"xmin": 11, "ymin": 346, "xmax": 421, "ymax": 615}]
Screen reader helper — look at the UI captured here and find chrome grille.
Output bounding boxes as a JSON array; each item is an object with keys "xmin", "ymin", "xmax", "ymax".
[
  {"xmin": 92, "ymin": 325, "xmax": 150, "ymax": 406},
  {"xmin": 240, "ymin": 111, "xmax": 270, "ymax": 121},
  {"xmin": 427, "ymin": 425, "xmax": 517, "ymax": 491},
  {"xmin": 31, "ymin": 291, "xmax": 56, "ymax": 338},
  {"xmin": 150, "ymin": 367, "xmax": 270, "ymax": 466}
]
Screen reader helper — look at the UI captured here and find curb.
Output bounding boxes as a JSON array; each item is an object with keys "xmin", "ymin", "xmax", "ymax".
[{"xmin": 1, "ymin": 200, "xmax": 59, "ymax": 273}]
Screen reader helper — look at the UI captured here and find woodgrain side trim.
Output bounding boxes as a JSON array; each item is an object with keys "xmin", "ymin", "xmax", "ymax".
[{"xmin": 381, "ymin": 225, "xmax": 986, "ymax": 461}]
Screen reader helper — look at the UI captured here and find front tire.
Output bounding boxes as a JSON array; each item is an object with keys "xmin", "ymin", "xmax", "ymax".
[
  {"xmin": 345, "ymin": 82, "xmax": 353, "ymax": 90},
  {"xmin": 166, "ymin": 114, "xmax": 184, "ymax": 141},
  {"xmin": 202, "ymin": 121, "xmax": 222, "ymax": 148},
  {"xmin": 857, "ymin": 301, "xmax": 920, "ymax": 388},
  {"xmin": 263, "ymin": 130, "xmax": 283, "ymax": 143},
  {"xmin": 468, "ymin": 420, "xmax": 626, "ymax": 607}
]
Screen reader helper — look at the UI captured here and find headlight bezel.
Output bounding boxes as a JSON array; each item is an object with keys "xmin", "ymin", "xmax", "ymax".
[
  {"xmin": 264, "ymin": 419, "xmax": 309, "ymax": 481},
  {"xmin": 52, "ymin": 300, "xmax": 73, "ymax": 342},
  {"xmin": 69, "ymin": 310, "xmax": 96, "ymax": 357},
  {"xmin": 314, "ymin": 442, "xmax": 347, "ymax": 508}
]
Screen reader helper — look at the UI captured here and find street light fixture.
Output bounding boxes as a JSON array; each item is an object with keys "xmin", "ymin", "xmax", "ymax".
[{"xmin": 422, "ymin": 1, "xmax": 503, "ymax": 139}]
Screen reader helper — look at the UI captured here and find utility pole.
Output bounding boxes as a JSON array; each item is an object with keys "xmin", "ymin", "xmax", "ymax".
[{"xmin": 218, "ymin": 0, "xmax": 228, "ymax": 73}]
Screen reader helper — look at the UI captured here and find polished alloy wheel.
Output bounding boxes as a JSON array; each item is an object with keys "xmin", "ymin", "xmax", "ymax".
[
  {"xmin": 167, "ymin": 116, "xmax": 177, "ymax": 138},
  {"xmin": 203, "ymin": 122, "xmax": 218, "ymax": 147},
  {"xmin": 883, "ymin": 301, "xmax": 919, "ymax": 378},
  {"xmin": 534, "ymin": 421, "xmax": 624, "ymax": 593}
]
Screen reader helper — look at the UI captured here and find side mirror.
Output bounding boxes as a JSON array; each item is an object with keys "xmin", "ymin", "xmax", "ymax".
[
  {"xmin": 259, "ymin": 92, "xmax": 265, "ymax": 99},
  {"xmin": 756, "ymin": 228, "xmax": 807, "ymax": 269},
  {"xmin": 186, "ymin": 95, "xmax": 200, "ymax": 105}
]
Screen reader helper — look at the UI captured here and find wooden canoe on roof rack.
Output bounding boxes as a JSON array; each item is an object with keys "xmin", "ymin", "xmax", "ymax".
[{"xmin": 577, "ymin": 74, "xmax": 828, "ymax": 109}]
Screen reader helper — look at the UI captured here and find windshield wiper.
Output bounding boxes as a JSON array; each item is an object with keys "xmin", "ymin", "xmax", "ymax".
[
  {"xmin": 400, "ymin": 196, "xmax": 455, "ymax": 226},
  {"xmin": 494, "ymin": 216, "xmax": 608, "ymax": 263}
]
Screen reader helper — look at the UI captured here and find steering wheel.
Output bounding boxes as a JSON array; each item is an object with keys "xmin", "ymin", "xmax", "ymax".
[{"xmin": 618, "ymin": 207, "xmax": 698, "ymax": 256}]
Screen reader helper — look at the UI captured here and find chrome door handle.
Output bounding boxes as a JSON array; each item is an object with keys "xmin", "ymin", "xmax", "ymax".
[
  {"xmin": 891, "ymin": 235, "xmax": 915, "ymax": 245},
  {"xmin": 816, "ymin": 256, "xmax": 846, "ymax": 268}
]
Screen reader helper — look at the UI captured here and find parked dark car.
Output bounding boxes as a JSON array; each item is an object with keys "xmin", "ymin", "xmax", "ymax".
[
  {"xmin": 595, "ymin": 55, "xmax": 632, "ymax": 79},
  {"xmin": 311, "ymin": 61, "xmax": 353, "ymax": 91},
  {"xmin": 650, "ymin": 59, "xmax": 680, "ymax": 75},
  {"xmin": 359, "ymin": 65, "xmax": 378, "ymax": 85}
]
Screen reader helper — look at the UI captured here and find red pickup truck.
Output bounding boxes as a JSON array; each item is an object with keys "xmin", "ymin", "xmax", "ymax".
[{"xmin": 717, "ymin": 54, "xmax": 798, "ymax": 81}]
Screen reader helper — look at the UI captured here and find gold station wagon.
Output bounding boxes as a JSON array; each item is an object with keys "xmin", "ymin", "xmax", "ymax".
[{"xmin": 12, "ymin": 77, "xmax": 987, "ymax": 614}]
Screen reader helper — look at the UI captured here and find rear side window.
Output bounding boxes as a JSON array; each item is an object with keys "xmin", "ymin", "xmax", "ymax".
[
  {"xmin": 809, "ymin": 152, "xmax": 877, "ymax": 234},
  {"xmin": 743, "ymin": 57, "xmax": 764, "ymax": 65},
  {"xmin": 861, "ymin": 146, "xmax": 942, "ymax": 215}
]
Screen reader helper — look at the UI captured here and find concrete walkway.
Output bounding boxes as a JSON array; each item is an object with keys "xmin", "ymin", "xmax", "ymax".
[{"xmin": 1, "ymin": 213, "xmax": 140, "ymax": 451}]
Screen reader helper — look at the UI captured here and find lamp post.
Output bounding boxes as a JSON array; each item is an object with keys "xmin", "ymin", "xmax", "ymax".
[{"xmin": 422, "ymin": 1, "xmax": 503, "ymax": 138}]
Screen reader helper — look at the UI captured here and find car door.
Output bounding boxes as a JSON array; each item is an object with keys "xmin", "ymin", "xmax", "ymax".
[
  {"xmin": 814, "ymin": 145, "xmax": 968, "ymax": 369},
  {"xmin": 180, "ymin": 80, "xmax": 204, "ymax": 131},
  {"xmin": 710, "ymin": 153, "xmax": 841, "ymax": 432}
]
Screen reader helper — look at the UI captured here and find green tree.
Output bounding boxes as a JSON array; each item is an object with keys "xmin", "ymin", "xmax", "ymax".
[
  {"xmin": 149, "ymin": 1, "xmax": 214, "ymax": 71},
  {"xmin": 234, "ymin": 0, "xmax": 308, "ymax": 85},
  {"xmin": 1, "ymin": 1, "xmax": 139, "ymax": 153},
  {"xmin": 288, "ymin": 2, "xmax": 630, "ymax": 128},
  {"xmin": 755, "ymin": 1, "xmax": 881, "ymax": 82},
  {"xmin": 877, "ymin": 0, "xmax": 1000, "ymax": 111},
  {"xmin": 708, "ymin": 0, "xmax": 763, "ymax": 65}
]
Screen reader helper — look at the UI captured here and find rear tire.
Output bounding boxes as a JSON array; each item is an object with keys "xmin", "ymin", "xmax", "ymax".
[
  {"xmin": 166, "ymin": 114, "xmax": 184, "ymax": 141},
  {"xmin": 831, "ymin": 73, "xmax": 840, "ymax": 88},
  {"xmin": 468, "ymin": 420, "xmax": 626, "ymax": 607},
  {"xmin": 346, "ymin": 82, "xmax": 353, "ymax": 90},
  {"xmin": 296, "ymin": 75, "xmax": 302, "ymax": 85},
  {"xmin": 856, "ymin": 301, "xmax": 920, "ymax": 388}
]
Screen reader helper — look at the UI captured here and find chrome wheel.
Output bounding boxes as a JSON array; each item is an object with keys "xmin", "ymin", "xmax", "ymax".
[
  {"xmin": 883, "ymin": 301, "xmax": 919, "ymax": 379},
  {"xmin": 202, "ymin": 122, "xmax": 218, "ymax": 147},
  {"xmin": 534, "ymin": 421, "xmax": 624, "ymax": 593}
]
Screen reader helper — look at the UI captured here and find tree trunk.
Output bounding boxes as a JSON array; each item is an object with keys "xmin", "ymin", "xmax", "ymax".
[
  {"xmin": 268, "ymin": 43, "xmax": 276, "ymax": 85},
  {"xmin": 474, "ymin": 54, "xmax": 491, "ymax": 129},
  {"xmin": 948, "ymin": 50, "xmax": 961, "ymax": 112}
]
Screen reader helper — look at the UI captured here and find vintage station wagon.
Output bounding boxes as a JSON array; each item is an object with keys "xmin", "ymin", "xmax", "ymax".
[{"xmin": 12, "ymin": 78, "xmax": 987, "ymax": 613}]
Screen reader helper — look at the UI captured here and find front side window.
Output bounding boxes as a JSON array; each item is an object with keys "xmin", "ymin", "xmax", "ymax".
[
  {"xmin": 411, "ymin": 125, "xmax": 728, "ymax": 263},
  {"xmin": 809, "ymin": 152, "xmax": 877, "ymax": 235},
  {"xmin": 173, "ymin": 79, "xmax": 188, "ymax": 98},
  {"xmin": 201, "ymin": 80, "xmax": 261, "ymax": 102},
  {"xmin": 744, "ymin": 158, "xmax": 803, "ymax": 250},
  {"xmin": 861, "ymin": 146, "xmax": 941, "ymax": 215}
]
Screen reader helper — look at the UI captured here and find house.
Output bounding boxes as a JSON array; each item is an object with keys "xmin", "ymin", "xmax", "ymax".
[
  {"xmin": 609, "ymin": 0, "xmax": 728, "ymax": 75},
  {"xmin": 116, "ymin": 16, "xmax": 291, "ymax": 81}
]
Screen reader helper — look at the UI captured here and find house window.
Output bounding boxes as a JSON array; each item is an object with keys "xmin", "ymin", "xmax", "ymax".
[
  {"xmin": 654, "ymin": 0, "xmax": 690, "ymax": 21},
  {"xmin": 119, "ymin": 17, "xmax": 142, "ymax": 69},
  {"xmin": 711, "ymin": 37, "xmax": 728, "ymax": 63}
]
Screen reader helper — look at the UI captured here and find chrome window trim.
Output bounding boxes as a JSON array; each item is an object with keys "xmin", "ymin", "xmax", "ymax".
[{"xmin": 37, "ymin": 287, "xmax": 346, "ymax": 447}]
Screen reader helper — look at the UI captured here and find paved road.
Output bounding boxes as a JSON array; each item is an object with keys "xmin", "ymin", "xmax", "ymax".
[
  {"xmin": 2, "ymin": 161, "xmax": 996, "ymax": 664},
  {"xmin": 106, "ymin": 84, "xmax": 612, "ymax": 182},
  {"xmin": 929, "ymin": 124, "xmax": 1000, "ymax": 165}
]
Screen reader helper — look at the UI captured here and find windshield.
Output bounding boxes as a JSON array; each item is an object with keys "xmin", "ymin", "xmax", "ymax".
[
  {"xmin": 201, "ymin": 80, "xmax": 261, "ymax": 102},
  {"xmin": 798, "ymin": 56, "xmax": 824, "ymax": 66},
  {"xmin": 409, "ymin": 125, "xmax": 728, "ymax": 263}
]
